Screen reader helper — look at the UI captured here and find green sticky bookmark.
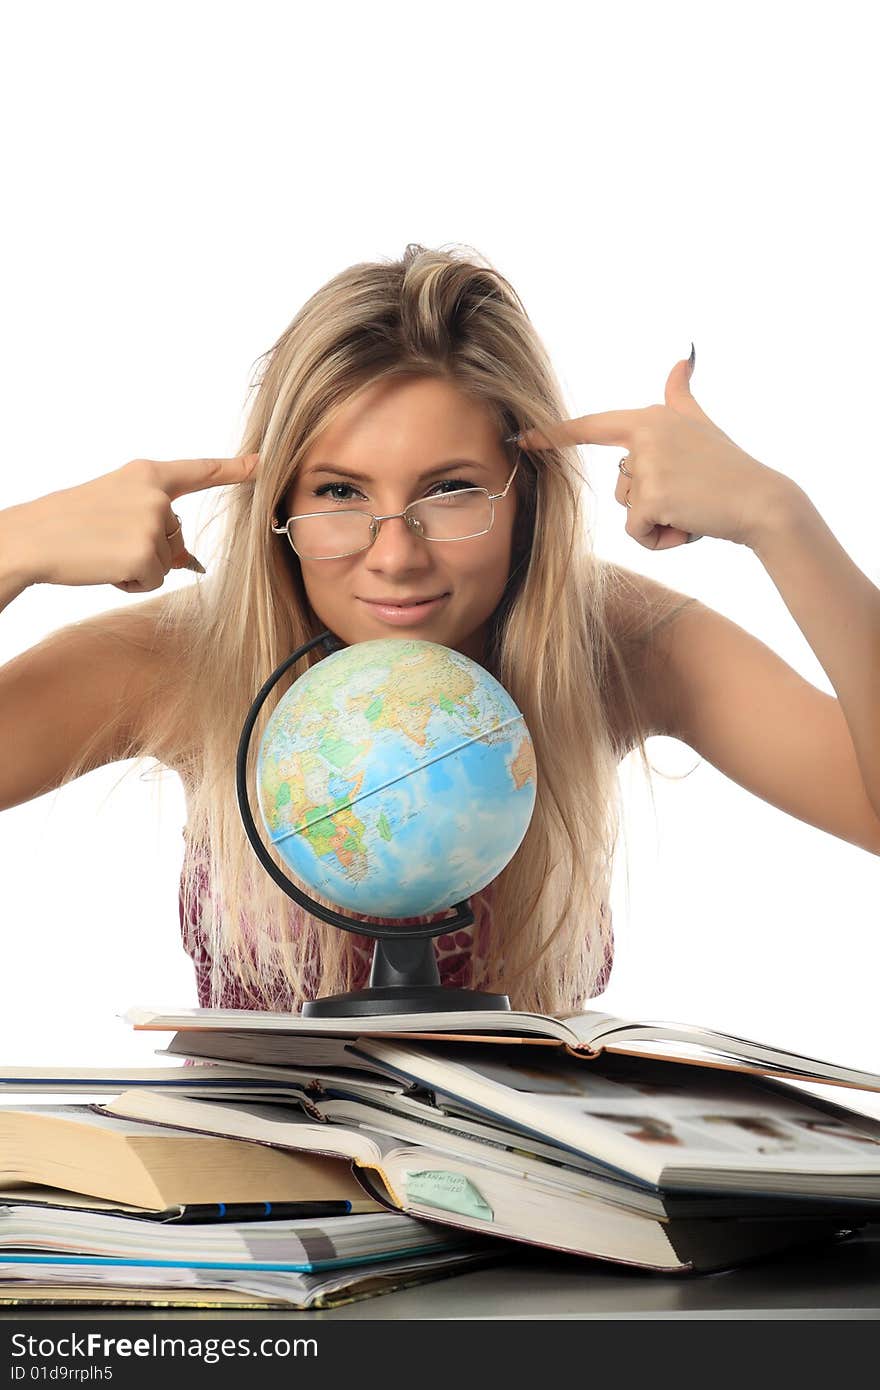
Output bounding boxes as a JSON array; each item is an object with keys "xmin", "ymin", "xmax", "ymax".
[{"xmin": 404, "ymin": 1170, "xmax": 494, "ymax": 1221}]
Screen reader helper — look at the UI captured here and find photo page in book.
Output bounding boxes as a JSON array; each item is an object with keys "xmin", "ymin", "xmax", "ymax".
[{"xmin": 346, "ymin": 1041, "xmax": 880, "ymax": 1197}]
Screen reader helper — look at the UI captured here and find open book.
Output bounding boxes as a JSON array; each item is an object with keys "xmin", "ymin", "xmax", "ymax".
[
  {"xmin": 125, "ymin": 1004, "xmax": 880, "ymax": 1094},
  {"xmin": 0, "ymin": 1103, "xmax": 380, "ymax": 1212},
  {"xmin": 340, "ymin": 1041, "xmax": 880, "ymax": 1200}
]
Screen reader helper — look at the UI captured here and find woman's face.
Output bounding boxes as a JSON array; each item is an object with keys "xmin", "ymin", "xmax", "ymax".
[{"xmin": 281, "ymin": 376, "xmax": 519, "ymax": 661}]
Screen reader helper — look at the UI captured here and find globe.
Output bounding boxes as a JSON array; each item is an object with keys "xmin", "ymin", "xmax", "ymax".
[{"xmin": 255, "ymin": 637, "xmax": 537, "ymax": 919}]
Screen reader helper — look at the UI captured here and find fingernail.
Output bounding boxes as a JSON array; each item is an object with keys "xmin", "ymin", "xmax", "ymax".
[
  {"xmin": 183, "ymin": 555, "xmax": 206, "ymax": 574},
  {"xmin": 687, "ymin": 342, "xmax": 696, "ymax": 375}
]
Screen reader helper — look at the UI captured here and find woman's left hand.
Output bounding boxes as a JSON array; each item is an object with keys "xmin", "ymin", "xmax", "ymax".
[{"xmin": 516, "ymin": 352, "xmax": 794, "ymax": 551}]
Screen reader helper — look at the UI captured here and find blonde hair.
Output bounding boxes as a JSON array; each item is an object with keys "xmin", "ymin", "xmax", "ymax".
[{"xmin": 64, "ymin": 243, "xmax": 696, "ymax": 1014}]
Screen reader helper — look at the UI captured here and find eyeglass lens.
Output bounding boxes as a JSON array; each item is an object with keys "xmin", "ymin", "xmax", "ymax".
[{"xmin": 288, "ymin": 489, "xmax": 494, "ymax": 560}]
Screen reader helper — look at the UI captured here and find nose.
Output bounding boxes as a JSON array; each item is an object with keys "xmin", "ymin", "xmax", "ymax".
[{"xmin": 364, "ymin": 513, "xmax": 433, "ymax": 575}]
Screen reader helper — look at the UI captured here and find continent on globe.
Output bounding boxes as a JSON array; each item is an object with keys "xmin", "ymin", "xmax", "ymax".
[{"xmin": 256, "ymin": 638, "xmax": 537, "ymax": 918}]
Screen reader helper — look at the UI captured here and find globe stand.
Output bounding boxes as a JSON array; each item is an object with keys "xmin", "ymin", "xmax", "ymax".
[
  {"xmin": 236, "ymin": 630, "xmax": 511, "ymax": 1018},
  {"xmin": 301, "ymin": 935, "xmax": 510, "ymax": 1018}
]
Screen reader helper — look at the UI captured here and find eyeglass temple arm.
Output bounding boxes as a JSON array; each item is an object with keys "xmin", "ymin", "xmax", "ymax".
[{"xmin": 492, "ymin": 456, "xmax": 520, "ymax": 500}]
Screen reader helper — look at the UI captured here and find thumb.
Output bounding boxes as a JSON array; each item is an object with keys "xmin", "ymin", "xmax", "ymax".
[{"xmin": 664, "ymin": 347, "xmax": 713, "ymax": 424}]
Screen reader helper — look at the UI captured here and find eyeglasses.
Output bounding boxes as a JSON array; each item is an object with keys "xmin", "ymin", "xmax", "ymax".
[{"xmin": 271, "ymin": 458, "xmax": 519, "ymax": 561}]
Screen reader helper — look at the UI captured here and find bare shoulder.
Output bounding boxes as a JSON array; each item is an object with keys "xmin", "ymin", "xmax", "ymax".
[
  {"xmin": 70, "ymin": 590, "xmax": 187, "ymax": 674},
  {"xmin": 598, "ymin": 559, "xmax": 699, "ymax": 754},
  {"xmin": 600, "ymin": 559, "xmax": 698, "ymax": 645}
]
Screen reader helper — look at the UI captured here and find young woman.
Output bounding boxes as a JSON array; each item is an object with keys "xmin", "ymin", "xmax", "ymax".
[{"xmin": 0, "ymin": 244, "xmax": 877, "ymax": 1016}]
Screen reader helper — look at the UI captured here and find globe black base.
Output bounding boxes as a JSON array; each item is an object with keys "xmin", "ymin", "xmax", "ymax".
[{"xmin": 301, "ymin": 985, "xmax": 511, "ymax": 1018}]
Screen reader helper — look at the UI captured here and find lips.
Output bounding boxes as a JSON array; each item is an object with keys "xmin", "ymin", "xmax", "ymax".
[
  {"xmin": 357, "ymin": 593, "xmax": 451, "ymax": 627},
  {"xmin": 360, "ymin": 594, "xmax": 448, "ymax": 606}
]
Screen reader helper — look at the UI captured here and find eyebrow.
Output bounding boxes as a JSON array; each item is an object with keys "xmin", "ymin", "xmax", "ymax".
[{"xmin": 302, "ymin": 458, "xmax": 489, "ymax": 483}]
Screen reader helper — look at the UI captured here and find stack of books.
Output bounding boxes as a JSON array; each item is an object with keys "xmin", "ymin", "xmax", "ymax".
[
  {"xmin": 4, "ymin": 1003, "xmax": 880, "ymax": 1303},
  {"xmin": 0, "ymin": 1065, "xmax": 498, "ymax": 1309}
]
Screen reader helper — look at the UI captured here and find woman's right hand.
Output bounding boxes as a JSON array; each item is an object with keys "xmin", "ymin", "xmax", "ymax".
[{"xmin": 3, "ymin": 454, "xmax": 260, "ymax": 593}]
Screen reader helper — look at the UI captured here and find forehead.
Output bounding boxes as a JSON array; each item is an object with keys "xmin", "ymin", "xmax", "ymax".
[{"xmin": 302, "ymin": 376, "xmax": 501, "ymax": 462}]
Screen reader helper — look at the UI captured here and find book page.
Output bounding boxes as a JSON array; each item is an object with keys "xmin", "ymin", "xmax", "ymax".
[
  {"xmin": 585, "ymin": 1024, "xmax": 880, "ymax": 1091},
  {"xmin": 358, "ymin": 1044, "xmax": 880, "ymax": 1188},
  {"xmin": 125, "ymin": 1006, "xmax": 570, "ymax": 1042}
]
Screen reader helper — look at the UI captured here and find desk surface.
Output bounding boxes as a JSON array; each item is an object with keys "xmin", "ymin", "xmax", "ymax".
[{"xmin": 4, "ymin": 1229, "xmax": 880, "ymax": 1320}]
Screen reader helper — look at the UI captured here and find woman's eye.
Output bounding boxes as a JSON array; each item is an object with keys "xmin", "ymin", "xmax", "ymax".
[
  {"xmin": 430, "ymin": 478, "xmax": 476, "ymax": 495},
  {"xmin": 314, "ymin": 482, "xmax": 361, "ymax": 503}
]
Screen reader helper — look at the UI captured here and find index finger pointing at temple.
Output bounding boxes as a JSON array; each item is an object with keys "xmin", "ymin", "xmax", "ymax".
[
  {"xmin": 519, "ymin": 410, "xmax": 645, "ymax": 450},
  {"xmin": 157, "ymin": 453, "xmax": 260, "ymax": 501}
]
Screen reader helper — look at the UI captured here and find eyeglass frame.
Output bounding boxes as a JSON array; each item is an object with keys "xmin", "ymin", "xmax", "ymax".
[{"xmin": 270, "ymin": 456, "xmax": 520, "ymax": 560}]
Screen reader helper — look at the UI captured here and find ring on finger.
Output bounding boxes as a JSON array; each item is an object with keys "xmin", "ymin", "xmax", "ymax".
[{"xmin": 165, "ymin": 512, "xmax": 182, "ymax": 541}]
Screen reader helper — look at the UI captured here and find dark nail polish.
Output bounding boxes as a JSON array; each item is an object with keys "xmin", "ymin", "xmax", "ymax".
[{"xmin": 688, "ymin": 342, "xmax": 696, "ymax": 372}]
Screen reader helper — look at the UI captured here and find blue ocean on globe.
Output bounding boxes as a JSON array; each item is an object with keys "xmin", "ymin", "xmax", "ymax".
[{"xmin": 255, "ymin": 637, "xmax": 537, "ymax": 918}]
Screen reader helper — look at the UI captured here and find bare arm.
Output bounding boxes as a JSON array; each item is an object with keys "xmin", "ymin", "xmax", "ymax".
[
  {"xmin": 653, "ymin": 598, "xmax": 880, "ymax": 857},
  {"xmin": 0, "ymin": 505, "xmax": 37, "ymax": 613},
  {"xmin": 0, "ymin": 595, "xmax": 177, "ymax": 813},
  {"xmin": 749, "ymin": 485, "xmax": 880, "ymax": 822}
]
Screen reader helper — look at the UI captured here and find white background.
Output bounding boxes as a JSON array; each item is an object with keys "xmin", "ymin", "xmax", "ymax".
[{"xmin": 0, "ymin": 2, "xmax": 877, "ymax": 1104}]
